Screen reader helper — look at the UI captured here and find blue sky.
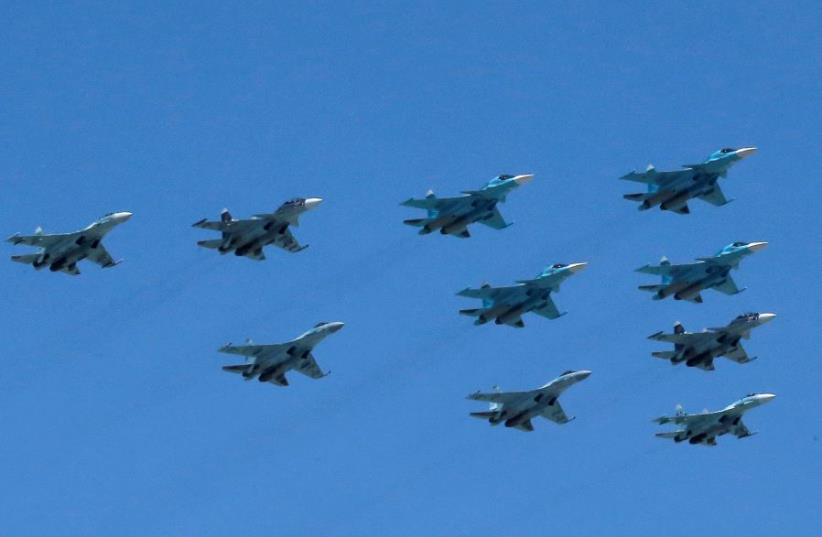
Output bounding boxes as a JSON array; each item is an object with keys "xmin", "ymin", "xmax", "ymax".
[{"xmin": 2, "ymin": 2, "xmax": 820, "ymax": 535}]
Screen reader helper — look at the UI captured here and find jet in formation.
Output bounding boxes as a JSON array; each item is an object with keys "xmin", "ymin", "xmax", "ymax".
[
  {"xmin": 458, "ymin": 262, "xmax": 587, "ymax": 327},
  {"xmin": 467, "ymin": 370, "xmax": 592, "ymax": 432},
  {"xmin": 637, "ymin": 241, "xmax": 767, "ymax": 303},
  {"xmin": 655, "ymin": 393, "xmax": 775, "ymax": 446},
  {"xmin": 649, "ymin": 312, "xmax": 776, "ymax": 371},
  {"xmin": 192, "ymin": 197, "xmax": 322, "ymax": 260},
  {"xmin": 621, "ymin": 147, "xmax": 757, "ymax": 214},
  {"xmin": 219, "ymin": 321, "xmax": 344, "ymax": 387},
  {"xmin": 401, "ymin": 174, "xmax": 533, "ymax": 238},
  {"xmin": 7, "ymin": 212, "xmax": 132, "ymax": 275}
]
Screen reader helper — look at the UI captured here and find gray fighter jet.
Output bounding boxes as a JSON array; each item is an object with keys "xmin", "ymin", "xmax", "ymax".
[
  {"xmin": 621, "ymin": 147, "xmax": 757, "ymax": 214},
  {"xmin": 6, "ymin": 212, "xmax": 132, "ymax": 275},
  {"xmin": 637, "ymin": 241, "xmax": 767, "ymax": 303},
  {"xmin": 401, "ymin": 174, "xmax": 533, "ymax": 238},
  {"xmin": 467, "ymin": 370, "xmax": 591, "ymax": 432},
  {"xmin": 655, "ymin": 393, "xmax": 775, "ymax": 446},
  {"xmin": 458, "ymin": 262, "xmax": 587, "ymax": 327},
  {"xmin": 192, "ymin": 198, "xmax": 322, "ymax": 260},
  {"xmin": 649, "ymin": 312, "xmax": 776, "ymax": 371},
  {"xmin": 219, "ymin": 321, "xmax": 344, "ymax": 387}
]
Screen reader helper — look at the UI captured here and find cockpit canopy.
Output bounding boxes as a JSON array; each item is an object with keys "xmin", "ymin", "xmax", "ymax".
[
  {"xmin": 497, "ymin": 174, "xmax": 515, "ymax": 180},
  {"xmin": 719, "ymin": 147, "xmax": 737, "ymax": 154},
  {"xmin": 731, "ymin": 241, "xmax": 748, "ymax": 247},
  {"xmin": 560, "ymin": 370, "xmax": 576, "ymax": 376},
  {"xmin": 735, "ymin": 312, "xmax": 759, "ymax": 321},
  {"xmin": 314, "ymin": 321, "xmax": 329, "ymax": 328},
  {"xmin": 551, "ymin": 263, "xmax": 567, "ymax": 269},
  {"xmin": 282, "ymin": 198, "xmax": 306, "ymax": 208}
]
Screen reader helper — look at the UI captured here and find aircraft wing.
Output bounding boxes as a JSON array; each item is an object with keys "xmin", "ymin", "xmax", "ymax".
[
  {"xmin": 725, "ymin": 343, "xmax": 753, "ymax": 364},
  {"xmin": 477, "ymin": 207, "xmax": 511, "ymax": 230},
  {"xmin": 270, "ymin": 227, "xmax": 306, "ymax": 253},
  {"xmin": 648, "ymin": 331, "xmax": 711, "ymax": 345},
  {"xmin": 401, "ymin": 195, "xmax": 464, "ymax": 211},
  {"xmin": 467, "ymin": 390, "xmax": 527, "ymax": 405},
  {"xmin": 86, "ymin": 243, "xmax": 118, "ymax": 268},
  {"xmin": 713, "ymin": 275, "xmax": 743, "ymax": 295},
  {"xmin": 731, "ymin": 418, "xmax": 753, "ymax": 438},
  {"xmin": 219, "ymin": 343, "xmax": 285, "ymax": 358},
  {"xmin": 656, "ymin": 411, "xmax": 715, "ymax": 427},
  {"xmin": 457, "ymin": 284, "xmax": 527, "ymax": 305},
  {"xmin": 6, "ymin": 231, "xmax": 74, "ymax": 248},
  {"xmin": 292, "ymin": 353, "xmax": 327, "ymax": 379},
  {"xmin": 539, "ymin": 400, "xmax": 571, "ymax": 424},
  {"xmin": 699, "ymin": 185, "xmax": 732, "ymax": 206},
  {"xmin": 532, "ymin": 296, "xmax": 562, "ymax": 319},
  {"xmin": 192, "ymin": 218, "xmax": 257, "ymax": 232},
  {"xmin": 636, "ymin": 262, "xmax": 699, "ymax": 276},
  {"xmin": 620, "ymin": 168, "xmax": 693, "ymax": 186}
]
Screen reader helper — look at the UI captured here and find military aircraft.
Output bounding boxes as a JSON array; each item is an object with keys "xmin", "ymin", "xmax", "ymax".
[
  {"xmin": 467, "ymin": 370, "xmax": 592, "ymax": 432},
  {"xmin": 637, "ymin": 241, "xmax": 767, "ymax": 303},
  {"xmin": 192, "ymin": 198, "xmax": 322, "ymax": 260},
  {"xmin": 649, "ymin": 312, "xmax": 776, "ymax": 371},
  {"xmin": 6, "ymin": 212, "xmax": 132, "ymax": 275},
  {"xmin": 655, "ymin": 393, "xmax": 775, "ymax": 446},
  {"xmin": 458, "ymin": 262, "xmax": 587, "ymax": 327},
  {"xmin": 401, "ymin": 174, "xmax": 533, "ymax": 238},
  {"xmin": 621, "ymin": 147, "xmax": 757, "ymax": 214},
  {"xmin": 219, "ymin": 321, "xmax": 344, "ymax": 387}
]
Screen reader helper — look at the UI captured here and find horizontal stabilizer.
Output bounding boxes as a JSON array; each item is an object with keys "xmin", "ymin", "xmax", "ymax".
[
  {"xmin": 623, "ymin": 193, "xmax": 651, "ymax": 201},
  {"xmin": 469, "ymin": 411, "xmax": 498, "ymax": 420},
  {"xmin": 459, "ymin": 308, "xmax": 483, "ymax": 317},
  {"xmin": 403, "ymin": 218, "xmax": 428, "ymax": 227}
]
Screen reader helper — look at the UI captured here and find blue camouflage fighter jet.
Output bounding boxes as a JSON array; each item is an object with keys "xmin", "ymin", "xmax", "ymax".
[
  {"xmin": 458, "ymin": 262, "xmax": 587, "ymax": 327},
  {"xmin": 621, "ymin": 147, "xmax": 757, "ymax": 214},
  {"xmin": 401, "ymin": 174, "xmax": 533, "ymax": 238},
  {"xmin": 637, "ymin": 241, "xmax": 767, "ymax": 303}
]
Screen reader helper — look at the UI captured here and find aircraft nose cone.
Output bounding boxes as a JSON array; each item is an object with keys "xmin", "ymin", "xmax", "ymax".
[
  {"xmin": 327, "ymin": 321, "xmax": 344, "ymax": 333},
  {"xmin": 304, "ymin": 198, "xmax": 323, "ymax": 209},
  {"xmin": 747, "ymin": 241, "xmax": 768, "ymax": 252},
  {"xmin": 758, "ymin": 393, "xmax": 776, "ymax": 404},
  {"xmin": 513, "ymin": 174, "xmax": 534, "ymax": 186},
  {"xmin": 576, "ymin": 370, "xmax": 592, "ymax": 380},
  {"xmin": 758, "ymin": 313, "xmax": 777, "ymax": 323},
  {"xmin": 735, "ymin": 147, "xmax": 758, "ymax": 159},
  {"xmin": 114, "ymin": 212, "xmax": 133, "ymax": 222},
  {"xmin": 568, "ymin": 262, "xmax": 588, "ymax": 273}
]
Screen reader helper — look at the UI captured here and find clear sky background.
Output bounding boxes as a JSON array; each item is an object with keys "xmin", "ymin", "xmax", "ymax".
[{"xmin": 2, "ymin": 2, "xmax": 820, "ymax": 536}]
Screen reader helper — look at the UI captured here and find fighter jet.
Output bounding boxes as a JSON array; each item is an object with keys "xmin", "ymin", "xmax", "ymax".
[
  {"xmin": 649, "ymin": 312, "xmax": 776, "ymax": 371},
  {"xmin": 637, "ymin": 241, "xmax": 767, "ymax": 303},
  {"xmin": 6, "ymin": 212, "xmax": 132, "ymax": 275},
  {"xmin": 621, "ymin": 147, "xmax": 757, "ymax": 214},
  {"xmin": 219, "ymin": 321, "xmax": 344, "ymax": 387},
  {"xmin": 401, "ymin": 174, "xmax": 533, "ymax": 238},
  {"xmin": 192, "ymin": 197, "xmax": 322, "ymax": 260},
  {"xmin": 467, "ymin": 370, "xmax": 592, "ymax": 432},
  {"xmin": 655, "ymin": 393, "xmax": 775, "ymax": 446},
  {"xmin": 458, "ymin": 262, "xmax": 587, "ymax": 327}
]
